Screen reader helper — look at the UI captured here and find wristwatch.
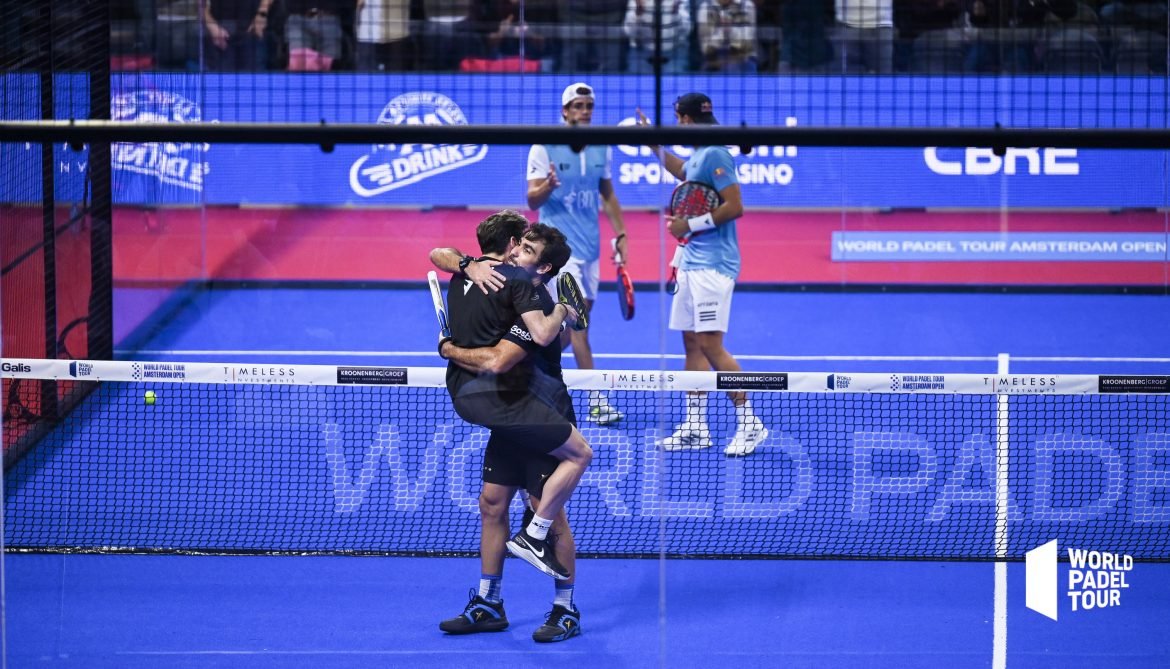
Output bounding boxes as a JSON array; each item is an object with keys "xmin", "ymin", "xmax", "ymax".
[{"xmin": 458, "ymin": 255, "xmax": 475, "ymax": 271}]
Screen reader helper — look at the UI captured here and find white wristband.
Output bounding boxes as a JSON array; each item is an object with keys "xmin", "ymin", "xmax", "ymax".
[{"xmin": 687, "ymin": 213, "xmax": 716, "ymax": 234}]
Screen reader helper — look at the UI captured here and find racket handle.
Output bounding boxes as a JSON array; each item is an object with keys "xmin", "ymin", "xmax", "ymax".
[
  {"xmin": 611, "ymin": 237, "xmax": 624, "ymax": 265},
  {"xmin": 427, "ymin": 270, "xmax": 452, "ymax": 339}
]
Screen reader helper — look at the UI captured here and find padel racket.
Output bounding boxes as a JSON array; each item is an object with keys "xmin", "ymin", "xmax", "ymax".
[
  {"xmin": 557, "ymin": 272, "xmax": 589, "ymax": 331},
  {"xmin": 666, "ymin": 181, "xmax": 720, "ymax": 293},
  {"xmin": 612, "ymin": 238, "xmax": 634, "ymax": 320},
  {"xmin": 427, "ymin": 270, "xmax": 451, "ymax": 339}
]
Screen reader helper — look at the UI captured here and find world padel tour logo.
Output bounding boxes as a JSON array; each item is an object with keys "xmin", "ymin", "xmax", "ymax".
[
  {"xmin": 350, "ymin": 92, "xmax": 488, "ymax": 197},
  {"xmin": 111, "ymin": 89, "xmax": 210, "ymax": 192},
  {"xmin": 1026, "ymin": 539, "xmax": 1134, "ymax": 621},
  {"xmin": 68, "ymin": 361, "xmax": 93, "ymax": 378},
  {"xmin": 889, "ymin": 374, "xmax": 946, "ymax": 392},
  {"xmin": 130, "ymin": 362, "xmax": 187, "ymax": 381}
]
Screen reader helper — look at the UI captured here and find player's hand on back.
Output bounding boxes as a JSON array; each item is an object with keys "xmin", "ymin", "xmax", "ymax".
[
  {"xmin": 465, "ymin": 258, "xmax": 505, "ymax": 294},
  {"xmin": 546, "ymin": 166, "xmax": 560, "ymax": 191}
]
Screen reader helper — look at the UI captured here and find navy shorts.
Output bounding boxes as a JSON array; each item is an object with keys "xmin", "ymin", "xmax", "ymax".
[
  {"xmin": 461, "ymin": 373, "xmax": 578, "ymax": 497},
  {"xmin": 451, "ymin": 376, "xmax": 575, "ymax": 455},
  {"xmin": 482, "ymin": 433, "xmax": 560, "ymax": 497}
]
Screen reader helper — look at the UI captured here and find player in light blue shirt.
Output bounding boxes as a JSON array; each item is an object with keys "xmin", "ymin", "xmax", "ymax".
[
  {"xmin": 527, "ymin": 82, "xmax": 629, "ymax": 425},
  {"xmin": 638, "ymin": 92, "xmax": 767, "ymax": 456}
]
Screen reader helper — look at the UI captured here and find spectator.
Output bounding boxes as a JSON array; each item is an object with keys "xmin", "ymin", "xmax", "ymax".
[
  {"xmin": 203, "ymin": 0, "xmax": 276, "ymax": 70},
  {"xmin": 779, "ymin": 0, "xmax": 833, "ymax": 72},
  {"xmin": 835, "ymin": 0, "xmax": 895, "ymax": 73},
  {"xmin": 697, "ymin": 0, "xmax": 758, "ymax": 72},
  {"xmin": 1099, "ymin": 0, "xmax": 1168, "ymax": 35},
  {"xmin": 894, "ymin": 0, "xmax": 963, "ymax": 72},
  {"xmin": 355, "ymin": 0, "xmax": 412, "ymax": 71},
  {"xmin": 753, "ymin": 0, "xmax": 783, "ymax": 71},
  {"xmin": 964, "ymin": 0, "xmax": 1077, "ymax": 72},
  {"xmin": 285, "ymin": 0, "xmax": 347, "ymax": 70},
  {"xmin": 624, "ymin": 0, "xmax": 692, "ymax": 73},
  {"xmin": 420, "ymin": 0, "xmax": 481, "ymax": 70},
  {"xmin": 562, "ymin": 0, "xmax": 628, "ymax": 72},
  {"xmin": 483, "ymin": 0, "xmax": 560, "ymax": 70}
]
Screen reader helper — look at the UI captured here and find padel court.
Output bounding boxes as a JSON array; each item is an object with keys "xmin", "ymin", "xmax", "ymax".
[{"xmin": 5, "ymin": 236, "xmax": 1170, "ymax": 667}]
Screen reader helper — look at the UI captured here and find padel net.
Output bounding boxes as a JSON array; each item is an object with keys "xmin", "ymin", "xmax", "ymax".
[{"xmin": 3, "ymin": 359, "xmax": 1169, "ymax": 560}]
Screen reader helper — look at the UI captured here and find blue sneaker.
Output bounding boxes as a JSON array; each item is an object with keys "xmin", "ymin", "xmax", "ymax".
[
  {"xmin": 439, "ymin": 589, "xmax": 508, "ymax": 634},
  {"xmin": 532, "ymin": 604, "xmax": 581, "ymax": 642}
]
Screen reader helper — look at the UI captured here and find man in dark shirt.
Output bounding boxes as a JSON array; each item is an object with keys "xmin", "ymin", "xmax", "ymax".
[
  {"xmin": 431, "ymin": 216, "xmax": 588, "ymax": 643},
  {"xmin": 202, "ymin": 0, "xmax": 276, "ymax": 70}
]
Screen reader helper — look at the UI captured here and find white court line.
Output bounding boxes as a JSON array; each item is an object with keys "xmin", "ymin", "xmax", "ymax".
[
  {"xmin": 119, "ymin": 349, "xmax": 1170, "ymax": 364},
  {"xmin": 1012, "ymin": 356, "xmax": 1170, "ymax": 363},
  {"xmin": 116, "ymin": 650, "xmax": 592, "ymax": 656},
  {"xmin": 993, "ymin": 352, "xmax": 1010, "ymax": 669}
]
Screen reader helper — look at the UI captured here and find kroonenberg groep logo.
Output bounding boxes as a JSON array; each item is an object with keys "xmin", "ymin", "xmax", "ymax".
[
  {"xmin": 350, "ymin": 92, "xmax": 488, "ymax": 197},
  {"xmin": 111, "ymin": 89, "xmax": 210, "ymax": 192}
]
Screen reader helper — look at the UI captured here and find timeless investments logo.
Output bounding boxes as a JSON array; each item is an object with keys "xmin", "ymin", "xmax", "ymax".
[{"xmin": 1026, "ymin": 539, "xmax": 1133, "ymax": 621}]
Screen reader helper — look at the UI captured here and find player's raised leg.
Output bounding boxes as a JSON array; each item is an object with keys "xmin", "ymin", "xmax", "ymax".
[{"xmin": 506, "ymin": 426, "xmax": 592, "ymax": 580}]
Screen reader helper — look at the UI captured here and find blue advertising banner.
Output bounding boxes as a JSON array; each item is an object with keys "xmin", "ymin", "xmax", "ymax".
[
  {"xmin": 832, "ymin": 232, "xmax": 1170, "ymax": 261},
  {"xmin": 2, "ymin": 73, "xmax": 1167, "ymax": 208}
]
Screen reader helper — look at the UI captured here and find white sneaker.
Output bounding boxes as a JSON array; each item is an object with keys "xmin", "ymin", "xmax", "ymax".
[
  {"xmin": 725, "ymin": 418, "xmax": 768, "ymax": 456},
  {"xmin": 588, "ymin": 401, "xmax": 624, "ymax": 426},
  {"xmin": 660, "ymin": 424, "xmax": 713, "ymax": 451}
]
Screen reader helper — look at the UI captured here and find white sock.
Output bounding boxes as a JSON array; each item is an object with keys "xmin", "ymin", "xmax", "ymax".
[
  {"xmin": 526, "ymin": 514, "xmax": 554, "ymax": 541},
  {"xmin": 479, "ymin": 574, "xmax": 502, "ymax": 603},
  {"xmin": 685, "ymin": 392, "xmax": 708, "ymax": 426},
  {"xmin": 554, "ymin": 583, "xmax": 575, "ymax": 610},
  {"xmin": 588, "ymin": 390, "xmax": 605, "ymax": 408},
  {"xmin": 736, "ymin": 399, "xmax": 757, "ymax": 429}
]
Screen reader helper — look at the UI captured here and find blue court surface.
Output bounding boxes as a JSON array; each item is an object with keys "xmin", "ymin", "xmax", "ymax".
[
  {"xmin": 117, "ymin": 285, "xmax": 1170, "ymax": 373},
  {"xmin": 6, "ymin": 285, "xmax": 1170, "ymax": 667},
  {"xmin": 7, "ymin": 554, "xmax": 1170, "ymax": 668}
]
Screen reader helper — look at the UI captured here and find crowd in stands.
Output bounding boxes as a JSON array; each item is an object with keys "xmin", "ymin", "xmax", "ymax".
[{"xmin": 106, "ymin": 0, "xmax": 1167, "ymax": 74}]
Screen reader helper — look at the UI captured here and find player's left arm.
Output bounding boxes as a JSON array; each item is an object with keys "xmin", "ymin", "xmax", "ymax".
[
  {"xmin": 429, "ymin": 247, "xmax": 505, "ymax": 293},
  {"xmin": 599, "ymin": 147, "xmax": 630, "ymax": 261},
  {"xmin": 440, "ymin": 338, "xmax": 528, "ymax": 375},
  {"xmin": 667, "ymin": 151, "xmax": 744, "ymax": 234},
  {"xmin": 520, "ymin": 302, "xmax": 573, "ymax": 346},
  {"xmin": 712, "ymin": 183, "xmax": 743, "ymax": 224},
  {"xmin": 708, "ymin": 150, "xmax": 743, "ymax": 224}
]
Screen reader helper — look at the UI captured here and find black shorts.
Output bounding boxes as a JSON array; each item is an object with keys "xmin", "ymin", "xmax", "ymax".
[
  {"xmin": 482, "ymin": 432, "xmax": 560, "ymax": 498},
  {"xmin": 451, "ymin": 377, "xmax": 574, "ymax": 454}
]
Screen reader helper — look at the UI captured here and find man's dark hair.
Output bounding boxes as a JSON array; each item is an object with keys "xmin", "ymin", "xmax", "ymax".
[
  {"xmin": 476, "ymin": 210, "xmax": 529, "ymax": 255},
  {"xmin": 523, "ymin": 223, "xmax": 571, "ymax": 282},
  {"xmin": 674, "ymin": 92, "xmax": 719, "ymax": 125}
]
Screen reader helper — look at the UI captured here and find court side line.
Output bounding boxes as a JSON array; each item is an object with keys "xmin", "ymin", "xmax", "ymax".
[
  {"xmin": 993, "ymin": 353, "xmax": 1010, "ymax": 669},
  {"xmin": 1013, "ymin": 356, "xmax": 1170, "ymax": 362},
  {"xmin": 120, "ymin": 349, "xmax": 1170, "ymax": 363}
]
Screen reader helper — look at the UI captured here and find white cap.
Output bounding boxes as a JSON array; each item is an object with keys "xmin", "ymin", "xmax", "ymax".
[{"xmin": 561, "ymin": 82, "xmax": 594, "ymax": 107}]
